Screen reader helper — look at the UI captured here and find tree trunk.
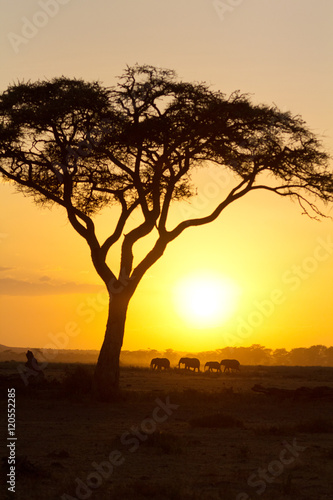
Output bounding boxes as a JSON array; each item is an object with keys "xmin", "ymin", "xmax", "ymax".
[{"xmin": 93, "ymin": 292, "xmax": 129, "ymax": 401}]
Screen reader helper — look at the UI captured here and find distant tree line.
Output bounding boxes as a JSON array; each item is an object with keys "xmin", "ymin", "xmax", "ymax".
[
  {"xmin": 2, "ymin": 344, "xmax": 333, "ymax": 367},
  {"xmin": 120, "ymin": 344, "xmax": 333, "ymax": 367}
]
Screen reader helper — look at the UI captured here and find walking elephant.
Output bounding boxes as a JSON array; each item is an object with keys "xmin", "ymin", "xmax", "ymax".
[
  {"xmin": 220, "ymin": 359, "xmax": 240, "ymax": 373},
  {"xmin": 204, "ymin": 361, "xmax": 221, "ymax": 373},
  {"xmin": 150, "ymin": 357, "xmax": 170, "ymax": 370},
  {"xmin": 178, "ymin": 357, "xmax": 200, "ymax": 372}
]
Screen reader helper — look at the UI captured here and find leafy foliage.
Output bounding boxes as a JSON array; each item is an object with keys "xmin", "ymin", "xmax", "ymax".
[{"xmin": 1, "ymin": 65, "xmax": 331, "ymax": 228}]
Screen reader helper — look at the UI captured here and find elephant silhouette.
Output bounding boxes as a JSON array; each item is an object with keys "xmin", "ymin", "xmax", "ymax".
[
  {"xmin": 150, "ymin": 357, "xmax": 170, "ymax": 370},
  {"xmin": 220, "ymin": 359, "xmax": 240, "ymax": 373},
  {"xmin": 204, "ymin": 361, "xmax": 221, "ymax": 373},
  {"xmin": 178, "ymin": 357, "xmax": 200, "ymax": 372}
]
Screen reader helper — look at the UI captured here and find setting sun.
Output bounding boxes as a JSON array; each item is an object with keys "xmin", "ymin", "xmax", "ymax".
[{"xmin": 174, "ymin": 272, "xmax": 241, "ymax": 328}]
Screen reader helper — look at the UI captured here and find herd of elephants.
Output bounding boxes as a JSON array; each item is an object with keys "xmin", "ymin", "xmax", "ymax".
[
  {"xmin": 150, "ymin": 357, "xmax": 240, "ymax": 373},
  {"xmin": 24, "ymin": 350, "xmax": 240, "ymax": 376}
]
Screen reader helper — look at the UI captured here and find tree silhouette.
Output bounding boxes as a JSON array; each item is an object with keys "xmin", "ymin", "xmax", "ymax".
[
  {"xmin": 272, "ymin": 348, "xmax": 290, "ymax": 365},
  {"xmin": 0, "ymin": 65, "xmax": 332, "ymax": 399}
]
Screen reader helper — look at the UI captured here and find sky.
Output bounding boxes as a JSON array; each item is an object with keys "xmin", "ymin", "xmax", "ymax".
[{"xmin": 0, "ymin": 0, "xmax": 332, "ymax": 353}]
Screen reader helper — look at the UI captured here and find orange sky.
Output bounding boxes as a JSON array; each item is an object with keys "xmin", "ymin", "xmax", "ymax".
[{"xmin": 1, "ymin": 1, "xmax": 332, "ymax": 352}]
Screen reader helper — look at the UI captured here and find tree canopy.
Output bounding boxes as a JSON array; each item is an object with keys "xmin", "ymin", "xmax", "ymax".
[
  {"xmin": 1, "ymin": 66, "xmax": 331, "ymax": 249},
  {"xmin": 1, "ymin": 66, "xmax": 331, "ymax": 243}
]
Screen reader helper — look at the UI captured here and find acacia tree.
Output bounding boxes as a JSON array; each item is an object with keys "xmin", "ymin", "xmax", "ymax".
[{"xmin": 0, "ymin": 65, "xmax": 332, "ymax": 399}]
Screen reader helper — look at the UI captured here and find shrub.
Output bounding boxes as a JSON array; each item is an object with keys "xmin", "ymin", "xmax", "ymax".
[
  {"xmin": 189, "ymin": 413, "xmax": 244, "ymax": 429},
  {"xmin": 253, "ymin": 423, "xmax": 294, "ymax": 436}
]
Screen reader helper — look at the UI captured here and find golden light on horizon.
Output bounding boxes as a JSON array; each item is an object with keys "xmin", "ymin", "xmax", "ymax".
[{"xmin": 174, "ymin": 271, "xmax": 241, "ymax": 329}]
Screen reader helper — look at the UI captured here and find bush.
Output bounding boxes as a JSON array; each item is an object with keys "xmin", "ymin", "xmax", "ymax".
[
  {"xmin": 253, "ymin": 423, "xmax": 294, "ymax": 436},
  {"xmin": 189, "ymin": 413, "xmax": 244, "ymax": 429}
]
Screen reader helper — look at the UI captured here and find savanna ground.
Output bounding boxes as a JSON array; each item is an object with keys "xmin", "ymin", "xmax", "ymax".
[{"xmin": 1, "ymin": 362, "xmax": 333, "ymax": 500}]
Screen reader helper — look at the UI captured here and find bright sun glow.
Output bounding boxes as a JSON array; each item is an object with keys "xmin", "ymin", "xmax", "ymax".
[{"xmin": 174, "ymin": 272, "xmax": 240, "ymax": 329}]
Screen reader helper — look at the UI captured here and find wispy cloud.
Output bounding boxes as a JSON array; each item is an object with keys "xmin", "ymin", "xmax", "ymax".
[
  {"xmin": 0, "ymin": 277, "xmax": 104, "ymax": 296},
  {"xmin": 0, "ymin": 266, "xmax": 13, "ymax": 272}
]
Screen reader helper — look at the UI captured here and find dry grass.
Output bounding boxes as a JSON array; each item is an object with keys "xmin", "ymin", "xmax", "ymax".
[
  {"xmin": 61, "ymin": 365, "xmax": 94, "ymax": 396},
  {"xmin": 142, "ymin": 431, "xmax": 184, "ymax": 455},
  {"xmin": 296, "ymin": 418, "xmax": 333, "ymax": 433},
  {"xmin": 1, "ymin": 362, "xmax": 333, "ymax": 499}
]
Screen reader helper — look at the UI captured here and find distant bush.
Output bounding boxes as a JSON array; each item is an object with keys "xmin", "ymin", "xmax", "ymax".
[
  {"xmin": 253, "ymin": 423, "xmax": 294, "ymax": 436},
  {"xmin": 189, "ymin": 413, "xmax": 244, "ymax": 429}
]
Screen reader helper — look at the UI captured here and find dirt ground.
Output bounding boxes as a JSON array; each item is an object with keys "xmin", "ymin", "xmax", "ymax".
[{"xmin": 1, "ymin": 363, "xmax": 333, "ymax": 500}]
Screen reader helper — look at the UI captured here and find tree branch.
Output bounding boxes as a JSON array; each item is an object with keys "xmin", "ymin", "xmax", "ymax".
[
  {"xmin": 120, "ymin": 219, "xmax": 156, "ymax": 278},
  {"xmin": 166, "ymin": 174, "xmax": 255, "ymax": 242},
  {"xmin": 100, "ymin": 196, "xmax": 140, "ymax": 260},
  {"xmin": 61, "ymin": 172, "xmax": 116, "ymax": 284},
  {"xmin": 251, "ymin": 184, "xmax": 332, "ymax": 219},
  {"xmin": 129, "ymin": 236, "xmax": 168, "ymax": 294},
  {"xmin": 133, "ymin": 146, "xmax": 151, "ymax": 219}
]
